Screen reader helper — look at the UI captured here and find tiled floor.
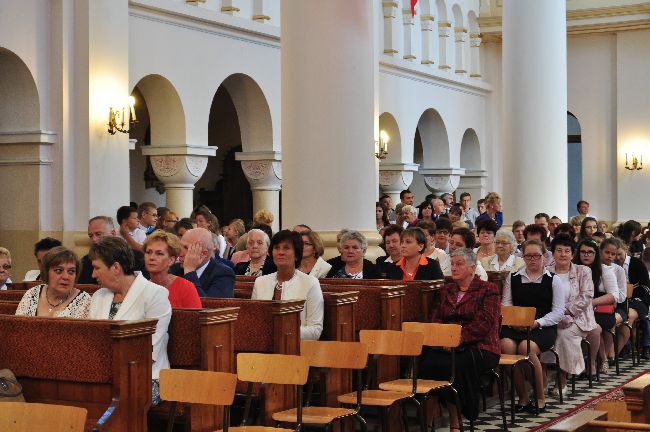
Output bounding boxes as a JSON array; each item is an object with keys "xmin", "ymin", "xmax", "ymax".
[{"xmin": 438, "ymin": 355, "xmax": 648, "ymax": 431}]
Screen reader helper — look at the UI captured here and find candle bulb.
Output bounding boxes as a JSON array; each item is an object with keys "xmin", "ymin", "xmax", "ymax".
[{"xmin": 626, "ymin": 153, "xmax": 628, "ymax": 166}]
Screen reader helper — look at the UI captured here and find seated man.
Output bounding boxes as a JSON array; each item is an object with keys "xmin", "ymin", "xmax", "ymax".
[
  {"xmin": 171, "ymin": 228, "xmax": 234, "ymax": 298},
  {"xmin": 117, "ymin": 205, "xmax": 145, "ymax": 250},
  {"xmin": 24, "ymin": 237, "xmax": 62, "ymax": 281},
  {"xmin": 78, "ymin": 216, "xmax": 147, "ymax": 284},
  {"xmin": 0, "ymin": 247, "xmax": 12, "ymax": 290}
]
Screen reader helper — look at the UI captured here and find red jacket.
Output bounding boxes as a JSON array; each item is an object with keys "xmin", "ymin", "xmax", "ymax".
[{"xmin": 431, "ymin": 276, "xmax": 501, "ymax": 356}]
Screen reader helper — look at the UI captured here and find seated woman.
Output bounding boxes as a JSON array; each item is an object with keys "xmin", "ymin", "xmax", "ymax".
[
  {"xmin": 143, "ymin": 229, "xmax": 202, "ymax": 308},
  {"xmin": 88, "ymin": 237, "xmax": 172, "ymax": 406},
  {"xmin": 401, "ymin": 205, "xmax": 419, "ymax": 228},
  {"xmin": 434, "ymin": 217, "xmax": 454, "ymax": 253},
  {"xmin": 516, "ymin": 224, "xmax": 555, "ymax": 267},
  {"xmin": 299, "ymin": 229, "xmax": 331, "ymax": 278},
  {"xmin": 417, "ymin": 201, "xmax": 434, "ymax": 223},
  {"xmin": 545, "ymin": 235, "xmax": 597, "ymax": 396},
  {"xmin": 475, "ymin": 218, "xmax": 498, "ymax": 261},
  {"xmin": 449, "ymin": 228, "xmax": 488, "ymax": 280},
  {"xmin": 573, "ymin": 239, "xmax": 618, "ymax": 374},
  {"xmin": 233, "ymin": 229, "xmax": 275, "ymax": 277},
  {"xmin": 501, "ymin": 239, "xmax": 565, "ymax": 413},
  {"xmin": 420, "ymin": 248, "xmax": 500, "ymax": 430},
  {"xmin": 578, "ymin": 217, "xmax": 599, "ymax": 242},
  {"xmin": 481, "ymin": 229, "xmax": 524, "ymax": 273},
  {"xmin": 326, "ymin": 230, "xmax": 380, "ymax": 279},
  {"xmin": 475, "ymin": 192, "xmax": 503, "ymax": 228},
  {"xmin": 0, "ymin": 247, "xmax": 12, "ymax": 290},
  {"xmin": 16, "ymin": 246, "xmax": 91, "ymax": 318},
  {"xmin": 252, "ymin": 230, "xmax": 324, "ymax": 340},
  {"xmin": 417, "ymin": 221, "xmax": 450, "ymax": 276},
  {"xmin": 386, "ymin": 228, "xmax": 443, "ymax": 280},
  {"xmin": 376, "ymin": 202, "xmax": 390, "ymax": 233}
]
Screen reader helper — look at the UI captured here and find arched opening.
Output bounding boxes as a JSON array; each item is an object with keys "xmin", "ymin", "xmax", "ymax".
[
  {"xmin": 411, "ymin": 108, "xmax": 450, "ymax": 200},
  {"xmin": 567, "ymin": 112, "xmax": 582, "ymax": 217},
  {"xmin": 379, "ymin": 112, "xmax": 402, "ymax": 163},
  {"xmin": 460, "ymin": 128, "xmax": 480, "ymax": 170},
  {"xmin": 129, "ymin": 74, "xmax": 186, "ymax": 208},
  {"xmin": 0, "ymin": 47, "xmax": 43, "ymax": 278},
  {"xmin": 196, "ymin": 73, "xmax": 274, "ymax": 227}
]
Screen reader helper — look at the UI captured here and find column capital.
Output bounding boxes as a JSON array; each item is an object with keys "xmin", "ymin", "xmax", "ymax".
[
  {"xmin": 379, "ymin": 163, "xmax": 419, "ymax": 194},
  {"xmin": 382, "ymin": 1, "xmax": 398, "ymax": 18},
  {"xmin": 438, "ymin": 21, "xmax": 452, "ymax": 37},
  {"xmin": 420, "ymin": 14, "xmax": 435, "ymax": 31},
  {"xmin": 470, "ymin": 34, "xmax": 482, "ymax": 47},
  {"xmin": 419, "ymin": 167, "xmax": 466, "ymax": 194},
  {"xmin": 141, "ymin": 144, "xmax": 216, "ymax": 185}
]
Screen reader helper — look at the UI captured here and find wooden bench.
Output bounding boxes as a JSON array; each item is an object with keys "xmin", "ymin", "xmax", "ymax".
[
  {"xmin": 0, "ymin": 284, "xmax": 101, "ymax": 302},
  {"xmin": 0, "ymin": 314, "xmax": 156, "ymax": 432},
  {"xmin": 549, "ymin": 374, "xmax": 650, "ymax": 431}
]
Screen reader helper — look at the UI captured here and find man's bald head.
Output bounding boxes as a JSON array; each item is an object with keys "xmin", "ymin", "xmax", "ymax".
[{"xmin": 182, "ymin": 228, "xmax": 215, "ymax": 254}]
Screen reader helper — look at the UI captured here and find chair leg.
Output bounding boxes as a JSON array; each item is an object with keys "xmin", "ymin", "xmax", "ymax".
[
  {"xmin": 493, "ymin": 370, "xmax": 507, "ymax": 432},
  {"xmin": 380, "ymin": 407, "xmax": 389, "ymax": 432},
  {"xmin": 552, "ymin": 350, "xmax": 563, "ymax": 404},
  {"xmin": 526, "ymin": 360, "xmax": 538, "ymax": 415},
  {"xmin": 355, "ymin": 413, "xmax": 367, "ymax": 432},
  {"xmin": 508, "ymin": 366, "xmax": 515, "ymax": 425},
  {"xmin": 411, "ymin": 396, "xmax": 426, "ymax": 432},
  {"xmin": 401, "ymin": 402, "xmax": 409, "ymax": 432},
  {"xmin": 450, "ymin": 386, "xmax": 464, "ymax": 432}
]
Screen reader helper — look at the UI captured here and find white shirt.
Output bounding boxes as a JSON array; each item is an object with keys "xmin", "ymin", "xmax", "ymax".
[
  {"xmin": 308, "ymin": 257, "xmax": 332, "ymax": 279},
  {"xmin": 597, "ymin": 264, "xmax": 620, "ymax": 303},
  {"xmin": 606, "ymin": 263, "xmax": 628, "ymax": 304},
  {"xmin": 502, "ymin": 268, "xmax": 566, "ymax": 328},
  {"xmin": 0, "ymin": 277, "xmax": 11, "ymax": 290},
  {"xmin": 195, "ymin": 259, "xmax": 211, "ymax": 279},
  {"xmin": 130, "ymin": 227, "xmax": 147, "ymax": 245},
  {"xmin": 427, "ymin": 248, "xmax": 450, "ymax": 275},
  {"xmin": 23, "ymin": 270, "xmax": 40, "ymax": 281}
]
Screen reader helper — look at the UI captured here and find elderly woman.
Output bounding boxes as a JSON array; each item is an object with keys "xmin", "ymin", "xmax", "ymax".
[
  {"xmin": 475, "ymin": 218, "xmax": 498, "ymax": 261},
  {"xmin": 475, "ymin": 192, "xmax": 503, "ymax": 228},
  {"xmin": 545, "ymin": 235, "xmax": 597, "ymax": 396},
  {"xmin": 449, "ymin": 228, "xmax": 489, "ymax": 280},
  {"xmin": 0, "ymin": 247, "xmax": 12, "ymax": 290},
  {"xmin": 326, "ymin": 230, "xmax": 380, "ymax": 279},
  {"xmin": 16, "ymin": 246, "xmax": 91, "ymax": 318},
  {"xmin": 386, "ymin": 228, "xmax": 444, "ymax": 280},
  {"xmin": 401, "ymin": 204, "xmax": 419, "ymax": 228},
  {"xmin": 417, "ymin": 221, "xmax": 450, "ymax": 275},
  {"xmin": 299, "ymin": 230, "xmax": 331, "ymax": 278},
  {"xmin": 233, "ymin": 229, "xmax": 275, "ymax": 277},
  {"xmin": 574, "ymin": 239, "xmax": 619, "ymax": 374},
  {"xmin": 143, "ymin": 230, "xmax": 201, "ymax": 308},
  {"xmin": 89, "ymin": 236, "xmax": 171, "ymax": 406},
  {"xmin": 420, "ymin": 248, "xmax": 501, "ymax": 429},
  {"xmin": 193, "ymin": 206, "xmax": 227, "ymax": 259},
  {"xmin": 252, "ymin": 230, "xmax": 324, "ymax": 340},
  {"xmin": 501, "ymin": 239, "xmax": 565, "ymax": 413},
  {"xmin": 481, "ymin": 229, "xmax": 525, "ymax": 273}
]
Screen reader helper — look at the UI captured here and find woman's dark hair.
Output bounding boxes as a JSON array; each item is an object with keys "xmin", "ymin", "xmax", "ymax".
[
  {"xmin": 382, "ymin": 224, "xmax": 404, "ymax": 240},
  {"xmin": 451, "ymin": 227, "xmax": 476, "ymax": 249},
  {"xmin": 88, "ymin": 236, "xmax": 136, "ymax": 275},
  {"xmin": 616, "ymin": 220, "xmax": 642, "ymax": 244},
  {"xmin": 401, "ymin": 228, "xmax": 427, "ymax": 254},
  {"xmin": 522, "ymin": 239, "xmax": 546, "ymax": 255},
  {"xmin": 376, "ymin": 202, "xmax": 390, "ymax": 227},
  {"xmin": 270, "ymin": 230, "xmax": 303, "ymax": 267},
  {"xmin": 41, "ymin": 246, "xmax": 81, "ymax": 284},
  {"xmin": 416, "ymin": 220, "xmax": 436, "ymax": 237},
  {"xmin": 174, "ymin": 218, "xmax": 194, "ymax": 236},
  {"xmin": 600, "ymin": 237, "xmax": 622, "ymax": 252},
  {"xmin": 554, "ymin": 223, "xmax": 575, "ymax": 238},
  {"xmin": 192, "ymin": 205, "xmax": 220, "ymax": 233},
  {"xmin": 573, "ymin": 239, "xmax": 602, "ymax": 289},
  {"xmin": 476, "ymin": 218, "xmax": 498, "ymax": 236},
  {"xmin": 252, "ymin": 223, "xmax": 273, "ymax": 240},
  {"xmin": 435, "ymin": 217, "xmax": 453, "ymax": 234},
  {"xmin": 34, "ymin": 237, "xmax": 62, "ymax": 256},
  {"xmin": 523, "ymin": 224, "xmax": 547, "ymax": 240},
  {"xmin": 579, "ymin": 217, "xmax": 598, "ymax": 241},
  {"xmin": 417, "ymin": 201, "xmax": 432, "ymax": 220},
  {"xmin": 550, "ymin": 234, "xmax": 576, "ymax": 253}
]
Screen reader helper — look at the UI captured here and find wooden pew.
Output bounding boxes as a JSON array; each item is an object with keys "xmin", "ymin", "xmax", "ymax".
[
  {"xmin": 486, "ymin": 270, "xmax": 509, "ymax": 295},
  {"xmin": 0, "ymin": 314, "xmax": 156, "ymax": 432},
  {"xmin": 6, "ymin": 281, "xmax": 40, "ymax": 290},
  {"xmin": 549, "ymin": 374, "xmax": 650, "ymax": 431},
  {"xmin": 0, "ymin": 283, "xmax": 101, "ymax": 302}
]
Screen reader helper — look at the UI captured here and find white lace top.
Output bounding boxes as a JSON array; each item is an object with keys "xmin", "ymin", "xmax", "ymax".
[{"xmin": 15, "ymin": 285, "xmax": 91, "ymax": 318}]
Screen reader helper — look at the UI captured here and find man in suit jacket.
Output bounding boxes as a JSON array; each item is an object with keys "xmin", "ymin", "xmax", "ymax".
[{"xmin": 173, "ymin": 228, "xmax": 234, "ymax": 298}]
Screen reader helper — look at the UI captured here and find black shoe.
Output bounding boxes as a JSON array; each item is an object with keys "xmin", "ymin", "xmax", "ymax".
[
  {"xmin": 608, "ymin": 358, "xmax": 616, "ymax": 367},
  {"xmin": 524, "ymin": 401, "xmax": 546, "ymax": 415},
  {"xmin": 642, "ymin": 347, "xmax": 650, "ymax": 360},
  {"xmin": 514, "ymin": 403, "xmax": 527, "ymax": 413}
]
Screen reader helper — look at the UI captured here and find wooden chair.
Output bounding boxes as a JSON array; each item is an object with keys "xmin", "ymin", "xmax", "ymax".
[
  {"xmin": 272, "ymin": 340, "xmax": 369, "ymax": 431},
  {"xmin": 0, "ymin": 401, "xmax": 87, "ymax": 432},
  {"xmin": 498, "ymin": 305, "xmax": 538, "ymax": 425},
  {"xmin": 159, "ymin": 369, "xmax": 238, "ymax": 432},
  {"xmin": 237, "ymin": 353, "xmax": 310, "ymax": 431},
  {"xmin": 338, "ymin": 330, "xmax": 424, "ymax": 432},
  {"xmin": 380, "ymin": 322, "xmax": 471, "ymax": 432}
]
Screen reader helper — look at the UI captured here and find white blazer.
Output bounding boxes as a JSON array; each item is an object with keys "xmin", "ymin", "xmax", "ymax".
[
  {"xmin": 89, "ymin": 273, "xmax": 172, "ymax": 379},
  {"xmin": 252, "ymin": 270, "xmax": 324, "ymax": 340},
  {"xmin": 309, "ymin": 257, "xmax": 332, "ymax": 279}
]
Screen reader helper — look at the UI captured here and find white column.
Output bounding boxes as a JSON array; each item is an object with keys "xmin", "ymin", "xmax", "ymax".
[
  {"xmin": 503, "ymin": 0, "xmax": 567, "ymax": 221},
  {"xmin": 469, "ymin": 33, "xmax": 482, "ymax": 77},
  {"xmin": 437, "ymin": 21, "xmax": 452, "ymax": 71},
  {"xmin": 281, "ymin": 0, "xmax": 381, "ymax": 256},
  {"xmin": 454, "ymin": 27, "xmax": 467, "ymax": 74},
  {"xmin": 236, "ymin": 151, "xmax": 282, "ymax": 233},
  {"xmin": 420, "ymin": 168, "xmax": 466, "ymax": 194},
  {"xmin": 221, "ymin": 0, "xmax": 240, "ymax": 15},
  {"xmin": 382, "ymin": 1, "xmax": 401, "ymax": 56},
  {"xmin": 420, "ymin": 14, "xmax": 435, "ymax": 65},
  {"xmin": 252, "ymin": 0, "xmax": 272, "ymax": 22},
  {"xmin": 141, "ymin": 145, "xmax": 216, "ymax": 218},
  {"xmin": 402, "ymin": 8, "xmax": 416, "ymax": 60}
]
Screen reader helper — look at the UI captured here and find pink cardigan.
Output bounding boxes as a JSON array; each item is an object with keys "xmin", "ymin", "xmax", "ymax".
[{"xmin": 547, "ymin": 263, "xmax": 597, "ymax": 332}]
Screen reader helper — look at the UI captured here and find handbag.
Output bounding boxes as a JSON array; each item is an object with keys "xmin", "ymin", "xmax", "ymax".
[
  {"xmin": 593, "ymin": 304, "xmax": 615, "ymax": 314},
  {"xmin": 0, "ymin": 369, "xmax": 25, "ymax": 402}
]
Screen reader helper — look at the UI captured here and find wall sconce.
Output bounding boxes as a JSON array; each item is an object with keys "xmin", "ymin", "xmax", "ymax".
[
  {"xmin": 625, "ymin": 153, "xmax": 643, "ymax": 171},
  {"xmin": 108, "ymin": 96, "xmax": 137, "ymax": 135},
  {"xmin": 375, "ymin": 130, "xmax": 389, "ymax": 160}
]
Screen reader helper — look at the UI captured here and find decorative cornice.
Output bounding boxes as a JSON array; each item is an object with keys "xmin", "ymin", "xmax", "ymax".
[
  {"xmin": 0, "ymin": 158, "xmax": 53, "ymax": 166},
  {"xmin": 221, "ymin": 6, "xmax": 240, "ymax": 13},
  {"xmin": 0, "ymin": 130, "xmax": 57, "ymax": 145}
]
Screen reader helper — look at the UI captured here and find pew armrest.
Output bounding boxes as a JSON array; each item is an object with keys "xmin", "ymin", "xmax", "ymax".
[{"xmin": 548, "ymin": 410, "xmax": 607, "ymax": 431}]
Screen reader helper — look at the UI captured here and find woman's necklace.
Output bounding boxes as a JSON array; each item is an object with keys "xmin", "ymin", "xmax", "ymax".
[
  {"xmin": 405, "ymin": 257, "xmax": 420, "ymax": 277},
  {"xmin": 45, "ymin": 286, "xmax": 69, "ymax": 313}
]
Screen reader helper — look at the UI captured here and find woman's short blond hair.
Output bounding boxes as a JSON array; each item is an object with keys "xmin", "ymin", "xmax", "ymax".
[
  {"xmin": 484, "ymin": 192, "xmax": 501, "ymax": 209},
  {"xmin": 0, "ymin": 247, "xmax": 11, "ymax": 261},
  {"xmin": 302, "ymin": 230, "xmax": 325, "ymax": 258},
  {"xmin": 253, "ymin": 209, "xmax": 274, "ymax": 226},
  {"xmin": 142, "ymin": 229, "xmax": 182, "ymax": 258}
]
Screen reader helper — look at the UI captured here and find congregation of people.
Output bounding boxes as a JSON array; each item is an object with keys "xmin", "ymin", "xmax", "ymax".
[{"xmin": 2, "ymin": 192, "xmax": 650, "ymax": 431}]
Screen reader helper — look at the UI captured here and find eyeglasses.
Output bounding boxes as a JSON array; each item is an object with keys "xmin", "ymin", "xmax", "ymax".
[
  {"xmin": 523, "ymin": 254, "xmax": 543, "ymax": 260},
  {"xmin": 579, "ymin": 250, "xmax": 595, "ymax": 256},
  {"xmin": 494, "ymin": 241, "xmax": 511, "ymax": 246},
  {"xmin": 146, "ymin": 211, "xmax": 159, "ymax": 218},
  {"xmin": 0, "ymin": 264, "xmax": 11, "ymax": 270}
]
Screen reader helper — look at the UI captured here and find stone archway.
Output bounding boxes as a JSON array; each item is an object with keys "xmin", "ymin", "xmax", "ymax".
[{"xmin": 458, "ymin": 128, "xmax": 485, "ymax": 202}]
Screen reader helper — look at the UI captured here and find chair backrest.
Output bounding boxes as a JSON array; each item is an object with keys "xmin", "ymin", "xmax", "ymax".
[
  {"xmin": 159, "ymin": 369, "xmax": 238, "ymax": 406},
  {"xmin": 0, "ymin": 402, "xmax": 87, "ymax": 432},
  {"xmin": 359, "ymin": 329, "xmax": 423, "ymax": 356},
  {"xmin": 501, "ymin": 305, "xmax": 536, "ymax": 327},
  {"xmin": 237, "ymin": 353, "xmax": 309, "ymax": 385},
  {"xmin": 402, "ymin": 322, "xmax": 462, "ymax": 349},
  {"xmin": 300, "ymin": 340, "xmax": 368, "ymax": 369},
  {"xmin": 627, "ymin": 283, "xmax": 634, "ymax": 299}
]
